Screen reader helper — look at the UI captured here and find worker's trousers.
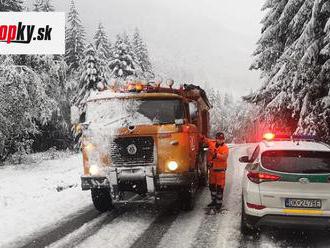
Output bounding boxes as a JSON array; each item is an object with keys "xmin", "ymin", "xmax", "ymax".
[
  {"xmin": 209, "ymin": 184, "xmax": 224, "ymax": 206},
  {"xmin": 209, "ymin": 168, "xmax": 226, "ymax": 206}
]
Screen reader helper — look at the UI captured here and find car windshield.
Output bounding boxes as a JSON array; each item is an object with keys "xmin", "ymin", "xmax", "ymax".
[
  {"xmin": 86, "ymin": 98, "xmax": 184, "ymax": 126},
  {"xmin": 261, "ymin": 150, "xmax": 330, "ymax": 174}
]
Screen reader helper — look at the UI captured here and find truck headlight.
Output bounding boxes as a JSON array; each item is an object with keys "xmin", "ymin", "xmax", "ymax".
[
  {"xmin": 89, "ymin": 164, "xmax": 100, "ymax": 176},
  {"xmin": 167, "ymin": 161, "xmax": 178, "ymax": 171},
  {"xmin": 84, "ymin": 143, "xmax": 95, "ymax": 153}
]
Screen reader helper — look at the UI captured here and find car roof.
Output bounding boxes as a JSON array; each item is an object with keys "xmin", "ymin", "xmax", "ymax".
[{"xmin": 259, "ymin": 140, "xmax": 330, "ymax": 153}]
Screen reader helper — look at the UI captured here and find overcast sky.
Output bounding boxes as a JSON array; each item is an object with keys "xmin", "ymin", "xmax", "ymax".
[{"xmin": 28, "ymin": 0, "xmax": 264, "ymax": 98}]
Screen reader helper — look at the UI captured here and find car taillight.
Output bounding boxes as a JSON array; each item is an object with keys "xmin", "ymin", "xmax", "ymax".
[
  {"xmin": 247, "ymin": 171, "xmax": 281, "ymax": 184},
  {"xmin": 246, "ymin": 202, "xmax": 266, "ymax": 210}
]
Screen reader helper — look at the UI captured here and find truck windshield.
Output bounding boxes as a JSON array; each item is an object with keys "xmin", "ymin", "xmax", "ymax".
[
  {"xmin": 261, "ymin": 150, "xmax": 330, "ymax": 174},
  {"xmin": 86, "ymin": 98, "xmax": 184, "ymax": 126}
]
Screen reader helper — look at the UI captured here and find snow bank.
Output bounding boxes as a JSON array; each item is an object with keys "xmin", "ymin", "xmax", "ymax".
[{"xmin": 0, "ymin": 152, "xmax": 90, "ymax": 247}]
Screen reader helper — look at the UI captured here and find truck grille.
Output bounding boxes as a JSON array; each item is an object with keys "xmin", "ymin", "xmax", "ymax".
[{"xmin": 110, "ymin": 136, "xmax": 154, "ymax": 166}]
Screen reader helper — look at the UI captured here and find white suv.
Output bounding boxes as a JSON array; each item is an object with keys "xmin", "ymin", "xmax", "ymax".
[{"xmin": 240, "ymin": 134, "xmax": 330, "ymax": 234}]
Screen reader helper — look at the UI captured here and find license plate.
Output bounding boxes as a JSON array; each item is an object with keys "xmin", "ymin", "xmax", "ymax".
[{"xmin": 285, "ymin": 198, "xmax": 322, "ymax": 209}]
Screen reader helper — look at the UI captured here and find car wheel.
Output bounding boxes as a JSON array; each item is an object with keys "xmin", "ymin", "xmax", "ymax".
[
  {"xmin": 91, "ymin": 188, "xmax": 113, "ymax": 212},
  {"xmin": 241, "ymin": 199, "xmax": 255, "ymax": 236}
]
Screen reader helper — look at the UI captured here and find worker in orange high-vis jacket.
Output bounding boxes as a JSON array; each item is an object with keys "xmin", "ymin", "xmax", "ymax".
[{"xmin": 203, "ymin": 132, "xmax": 229, "ymax": 210}]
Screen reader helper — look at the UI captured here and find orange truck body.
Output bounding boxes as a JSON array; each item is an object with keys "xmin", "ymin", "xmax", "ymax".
[{"xmin": 79, "ymin": 84, "xmax": 212, "ymax": 209}]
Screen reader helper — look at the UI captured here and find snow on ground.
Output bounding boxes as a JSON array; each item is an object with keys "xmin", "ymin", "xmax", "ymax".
[
  {"xmin": 50, "ymin": 208, "xmax": 156, "ymax": 248},
  {"xmin": 57, "ymin": 144, "xmax": 251, "ymax": 248},
  {"xmin": 157, "ymin": 146, "xmax": 247, "ymax": 248},
  {"xmin": 215, "ymin": 145, "xmax": 246, "ymax": 247},
  {"xmin": 157, "ymin": 188, "xmax": 209, "ymax": 248},
  {"xmin": 0, "ymin": 152, "xmax": 91, "ymax": 247},
  {"xmin": 77, "ymin": 210, "xmax": 155, "ymax": 248},
  {"xmin": 48, "ymin": 213, "xmax": 111, "ymax": 248},
  {"xmin": 158, "ymin": 145, "xmax": 249, "ymax": 248},
  {"xmin": 4, "ymin": 144, "xmax": 318, "ymax": 248}
]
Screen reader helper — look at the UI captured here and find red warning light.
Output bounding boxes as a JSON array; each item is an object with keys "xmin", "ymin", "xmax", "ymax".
[{"xmin": 263, "ymin": 132, "xmax": 275, "ymax": 141}]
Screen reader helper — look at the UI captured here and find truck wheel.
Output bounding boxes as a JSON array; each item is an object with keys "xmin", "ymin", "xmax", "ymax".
[
  {"xmin": 241, "ymin": 200, "xmax": 255, "ymax": 235},
  {"xmin": 198, "ymin": 153, "xmax": 208, "ymax": 187},
  {"xmin": 91, "ymin": 188, "xmax": 113, "ymax": 212},
  {"xmin": 199, "ymin": 173, "xmax": 208, "ymax": 187},
  {"xmin": 179, "ymin": 190, "xmax": 194, "ymax": 211}
]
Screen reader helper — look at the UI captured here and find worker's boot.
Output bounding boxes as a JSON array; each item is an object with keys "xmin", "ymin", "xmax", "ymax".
[
  {"xmin": 215, "ymin": 186, "xmax": 223, "ymax": 211},
  {"xmin": 207, "ymin": 201, "xmax": 216, "ymax": 207},
  {"xmin": 215, "ymin": 203, "xmax": 222, "ymax": 212}
]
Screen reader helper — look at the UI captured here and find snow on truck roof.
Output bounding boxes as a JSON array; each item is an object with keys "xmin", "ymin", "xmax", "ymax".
[
  {"xmin": 87, "ymin": 90, "xmax": 183, "ymax": 102},
  {"xmin": 260, "ymin": 140, "xmax": 330, "ymax": 152},
  {"xmin": 86, "ymin": 83, "xmax": 212, "ymax": 108}
]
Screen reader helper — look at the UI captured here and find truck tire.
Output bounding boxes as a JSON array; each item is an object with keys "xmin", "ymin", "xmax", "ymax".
[
  {"xmin": 179, "ymin": 190, "xmax": 194, "ymax": 211},
  {"xmin": 199, "ymin": 172, "xmax": 208, "ymax": 187},
  {"xmin": 91, "ymin": 188, "xmax": 113, "ymax": 212},
  {"xmin": 198, "ymin": 153, "xmax": 208, "ymax": 187}
]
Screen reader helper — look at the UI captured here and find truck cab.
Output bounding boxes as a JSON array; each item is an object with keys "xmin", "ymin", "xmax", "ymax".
[{"xmin": 73, "ymin": 82, "xmax": 211, "ymax": 212}]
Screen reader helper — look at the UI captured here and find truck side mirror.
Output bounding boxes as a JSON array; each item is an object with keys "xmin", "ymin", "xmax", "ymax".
[
  {"xmin": 71, "ymin": 105, "xmax": 80, "ymax": 125},
  {"xmin": 189, "ymin": 102, "xmax": 198, "ymax": 124},
  {"xmin": 239, "ymin": 156, "xmax": 250, "ymax": 163}
]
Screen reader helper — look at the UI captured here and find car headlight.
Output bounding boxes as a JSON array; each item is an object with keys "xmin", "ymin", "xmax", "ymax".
[
  {"xmin": 167, "ymin": 161, "xmax": 178, "ymax": 171},
  {"xmin": 89, "ymin": 164, "xmax": 100, "ymax": 176}
]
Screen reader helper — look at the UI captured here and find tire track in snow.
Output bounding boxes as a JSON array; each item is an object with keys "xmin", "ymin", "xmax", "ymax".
[
  {"xmin": 188, "ymin": 146, "xmax": 243, "ymax": 248},
  {"xmin": 8, "ymin": 205, "xmax": 101, "ymax": 248},
  {"xmin": 130, "ymin": 206, "xmax": 179, "ymax": 248},
  {"xmin": 47, "ymin": 208, "xmax": 125, "ymax": 248},
  {"xmin": 191, "ymin": 210, "xmax": 222, "ymax": 248},
  {"xmin": 77, "ymin": 206, "xmax": 158, "ymax": 248},
  {"xmin": 215, "ymin": 146, "xmax": 244, "ymax": 248},
  {"xmin": 157, "ymin": 188, "xmax": 208, "ymax": 248}
]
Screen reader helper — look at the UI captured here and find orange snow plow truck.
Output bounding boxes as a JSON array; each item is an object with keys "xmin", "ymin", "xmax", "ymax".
[{"xmin": 71, "ymin": 81, "xmax": 212, "ymax": 212}]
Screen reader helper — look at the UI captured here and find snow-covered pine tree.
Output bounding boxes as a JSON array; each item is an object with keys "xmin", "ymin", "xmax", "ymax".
[
  {"xmin": 65, "ymin": 0, "xmax": 86, "ymax": 72},
  {"xmin": 75, "ymin": 43, "xmax": 103, "ymax": 107},
  {"xmin": 94, "ymin": 23, "xmax": 112, "ymax": 59},
  {"xmin": 33, "ymin": 0, "xmax": 54, "ymax": 12},
  {"xmin": 296, "ymin": 1, "xmax": 330, "ymax": 141},
  {"xmin": 206, "ymin": 87, "xmax": 257, "ymax": 142},
  {"xmin": 93, "ymin": 23, "xmax": 112, "ymax": 82},
  {"xmin": 246, "ymin": 0, "xmax": 330, "ymax": 142},
  {"xmin": 0, "ymin": 0, "xmax": 23, "ymax": 11},
  {"xmin": 0, "ymin": 56, "xmax": 59, "ymax": 159},
  {"xmin": 132, "ymin": 28, "xmax": 154, "ymax": 79},
  {"xmin": 108, "ymin": 33, "xmax": 138, "ymax": 79}
]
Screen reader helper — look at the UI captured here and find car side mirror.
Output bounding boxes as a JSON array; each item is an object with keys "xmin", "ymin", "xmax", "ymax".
[
  {"xmin": 71, "ymin": 105, "xmax": 80, "ymax": 125},
  {"xmin": 239, "ymin": 156, "xmax": 250, "ymax": 163}
]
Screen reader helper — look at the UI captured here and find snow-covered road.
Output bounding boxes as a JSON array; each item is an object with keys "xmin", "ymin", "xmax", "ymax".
[
  {"xmin": 0, "ymin": 153, "xmax": 92, "ymax": 247},
  {"xmin": 2, "ymin": 146, "xmax": 330, "ymax": 248},
  {"xmin": 48, "ymin": 145, "xmax": 246, "ymax": 248}
]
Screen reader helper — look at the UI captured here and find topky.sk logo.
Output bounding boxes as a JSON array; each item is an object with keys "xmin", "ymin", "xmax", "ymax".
[
  {"xmin": 0, "ymin": 12, "xmax": 65, "ymax": 54},
  {"xmin": 0, "ymin": 22, "xmax": 52, "ymax": 44}
]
